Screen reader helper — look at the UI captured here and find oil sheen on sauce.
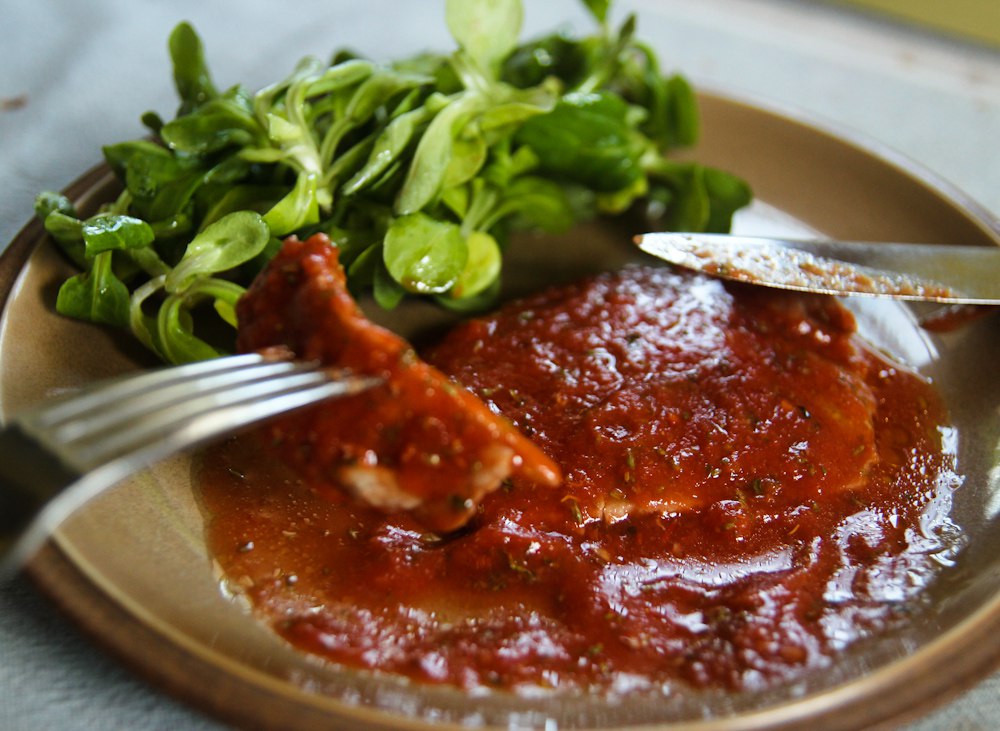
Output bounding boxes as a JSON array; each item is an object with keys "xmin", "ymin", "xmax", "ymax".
[{"xmin": 198, "ymin": 265, "xmax": 961, "ymax": 695}]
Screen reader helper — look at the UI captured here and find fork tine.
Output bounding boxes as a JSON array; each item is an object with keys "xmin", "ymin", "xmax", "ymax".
[
  {"xmin": 47, "ymin": 360, "xmax": 316, "ymax": 445},
  {"xmin": 122, "ymin": 380, "xmax": 366, "ymax": 469},
  {"xmin": 30, "ymin": 353, "xmax": 272, "ymax": 428},
  {"xmin": 1, "ymin": 355, "xmax": 381, "ymax": 573},
  {"xmin": 63, "ymin": 369, "xmax": 376, "ymax": 471}
]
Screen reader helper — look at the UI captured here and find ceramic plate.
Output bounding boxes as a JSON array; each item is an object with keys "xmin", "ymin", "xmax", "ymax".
[{"xmin": 1, "ymin": 91, "xmax": 999, "ymax": 730}]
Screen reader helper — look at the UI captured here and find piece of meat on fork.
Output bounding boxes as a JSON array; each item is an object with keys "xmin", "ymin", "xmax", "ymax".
[{"xmin": 236, "ymin": 233, "xmax": 561, "ymax": 533}]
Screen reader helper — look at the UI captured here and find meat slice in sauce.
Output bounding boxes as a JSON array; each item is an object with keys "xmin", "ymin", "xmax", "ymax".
[
  {"xmin": 207, "ymin": 262, "xmax": 960, "ymax": 693},
  {"xmin": 236, "ymin": 234, "xmax": 561, "ymax": 532},
  {"xmin": 429, "ymin": 268, "xmax": 880, "ymax": 525}
]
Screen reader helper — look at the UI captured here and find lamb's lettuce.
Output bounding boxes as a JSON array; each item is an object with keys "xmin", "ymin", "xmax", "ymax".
[{"xmin": 36, "ymin": 0, "xmax": 752, "ymax": 364}]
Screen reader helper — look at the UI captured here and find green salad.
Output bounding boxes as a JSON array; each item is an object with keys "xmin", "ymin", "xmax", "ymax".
[{"xmin": 35, "ymin": 0, "xmax": 751, "ymax": 364}]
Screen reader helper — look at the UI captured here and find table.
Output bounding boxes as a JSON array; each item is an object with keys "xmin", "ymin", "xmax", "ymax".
[{"xmin": 2, "ymin": 1, "xmax": 998, "ymax": 728}]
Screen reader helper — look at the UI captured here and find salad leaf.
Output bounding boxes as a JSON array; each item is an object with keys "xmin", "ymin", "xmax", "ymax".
[
  {"xmin": 450, "ymin": 230, "xmax": 501, "ymax": 299},
  {"xmin": 37, "ymin": 0, "xmax": 752, "ymax": 365},
  {"xmin": 581, "ymin": 0, "xmax": 611, "ymax": 24},
  {"xmin": 82, "ymin": 215, "xmax": 155, "ymax": 257},
  {"xmin": 165, "ymin": 211, "xmax": 270, "ymax": 292},
  {"xmin": 446, "ymin": 0, "xmax": 523, "ymax": 78},
  {"xmin": 169, "ymin": 22, "xmax": 218, "ymax": 114},
  {"xmin": 343, "ymin": 105, "xmax": 432, "ymax": 196},
  {"xmin": 384, "ymin": 212, "xmax": 467, "ymax": 293},
  {"xmin": 157, "ymin": 288, "xmax": 226, "ymax": 363},
  {"xmin": 56, "ymin": 252, "xmax": 131, "ymax": 328},
  {"xmin": 159, "ymin": 89, "xmax": 264, "ymax": 155},
  {"xmin": 515, "ymin": 91, "xmax": 644, "ymax": 192},
  {"xmin": 396, "ymin": 92, "xmax": 489, "ymax": 215},
  {"xmin": 34, "ymin": 191, "xmax": 75, "ymax": 220}
]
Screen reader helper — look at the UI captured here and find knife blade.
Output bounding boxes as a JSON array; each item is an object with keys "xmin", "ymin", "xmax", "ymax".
[{"xmin": 634, "ymin": 233, "xmax": 1000, "ymax": 305}]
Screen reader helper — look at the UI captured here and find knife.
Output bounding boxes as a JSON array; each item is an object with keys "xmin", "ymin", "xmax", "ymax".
[{"xmin": 635, "ymin": 233, "xmax": 1000, "ymax": 305}]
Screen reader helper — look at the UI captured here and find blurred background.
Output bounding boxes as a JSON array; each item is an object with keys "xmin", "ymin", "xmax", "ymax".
[{"xmin": 829, "ymin": 0, "xmax": 999, "ymax": 48}]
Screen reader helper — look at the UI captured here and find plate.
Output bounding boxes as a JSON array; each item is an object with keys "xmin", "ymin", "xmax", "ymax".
[{"xmin": 1, "ymin": 91, "xmax": 999, "ymax": 730}]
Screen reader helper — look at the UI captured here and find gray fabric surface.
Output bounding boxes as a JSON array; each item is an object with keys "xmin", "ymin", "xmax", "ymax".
[{"xmin": 1, "ymin": 0, "xmax": 998, "ymax": 728}]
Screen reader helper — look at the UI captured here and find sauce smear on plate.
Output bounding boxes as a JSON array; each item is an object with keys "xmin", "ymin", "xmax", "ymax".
[{"xmin": 199, "ymin": 239, "xmax": 960, "ymax": 694}]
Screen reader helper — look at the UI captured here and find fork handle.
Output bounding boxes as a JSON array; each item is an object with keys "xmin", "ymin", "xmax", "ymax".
[{"xmin": 0, "ymin": 424, "xmax": 81, "ymax": 572}]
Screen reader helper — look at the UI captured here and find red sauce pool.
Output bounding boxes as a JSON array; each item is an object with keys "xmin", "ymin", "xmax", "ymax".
[{"xmin": 199, "ymin": 266, "xmax": 961, "ymax": 695}]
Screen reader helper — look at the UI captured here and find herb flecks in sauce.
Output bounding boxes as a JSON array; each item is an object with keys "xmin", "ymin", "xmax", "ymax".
[
  {"xmin": 235, "ymin": 235, "xmax": 560, "ymax": 533},
  {"xmin": 200, "ymin": 257, "xmax": 961, "ymax": 695}
]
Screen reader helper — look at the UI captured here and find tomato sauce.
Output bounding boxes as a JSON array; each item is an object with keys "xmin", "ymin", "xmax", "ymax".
[
  {"xmin": 199, "ymin": 255, "xmax": 961, "ymax": 695},
  {"xmin": 233, "ymin": 235, "xmax": 560, "ymax": 533}
]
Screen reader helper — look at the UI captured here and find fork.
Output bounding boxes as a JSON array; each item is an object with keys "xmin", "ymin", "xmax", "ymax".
[{"xmin": 0, "ymin": 353, "xmax": 379, "ymax": 573}]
